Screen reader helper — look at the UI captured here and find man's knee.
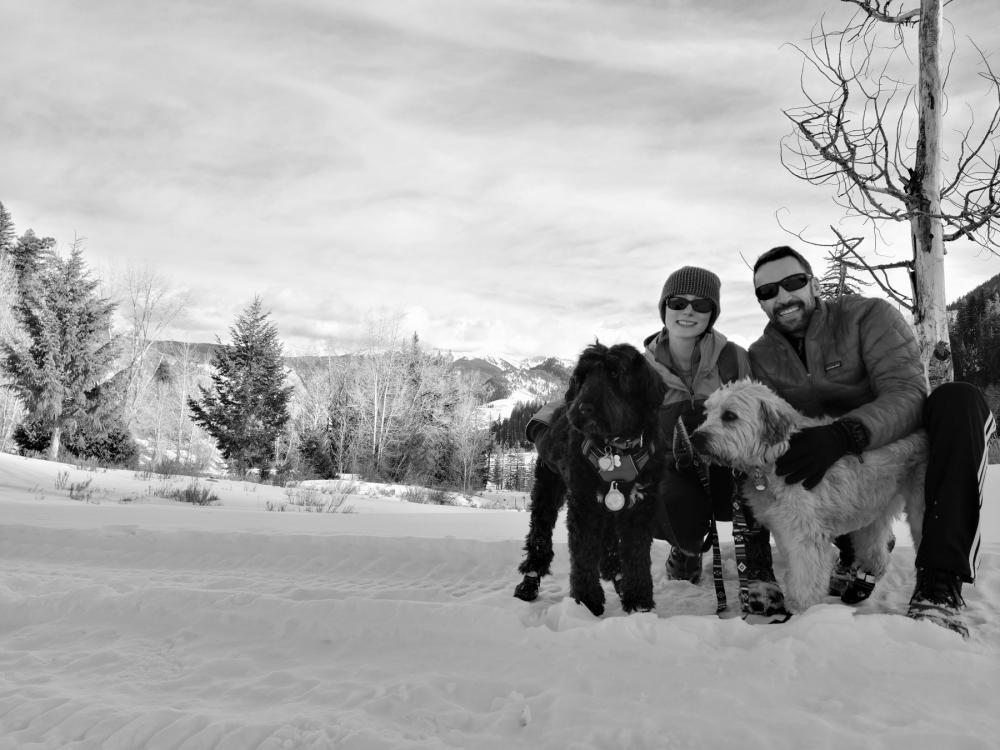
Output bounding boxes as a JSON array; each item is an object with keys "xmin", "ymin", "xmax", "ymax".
[{"xmin": 926, "ymin": 381, "xmax": 992, "ymax": 427}]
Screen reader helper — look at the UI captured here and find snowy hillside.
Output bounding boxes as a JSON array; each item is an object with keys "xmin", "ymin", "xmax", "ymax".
[
  {"xmin": 453, "ymin": 353, "xmax": 571, "ymax": 410},
  {"xmin": 1, "ymin": 453, "xmax": 999, "ymax": 749}
]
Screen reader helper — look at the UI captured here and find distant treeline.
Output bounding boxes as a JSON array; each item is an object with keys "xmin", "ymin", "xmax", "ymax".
[
  {"xmin": 951, "ymin": 273, "xmax": 1000, "ymax": 391},
  {"xmin": 491, "ymin": 400, "xmax": 546, "ymax": 450}
]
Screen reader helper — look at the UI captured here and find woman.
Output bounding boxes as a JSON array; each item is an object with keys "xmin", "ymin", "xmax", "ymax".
[{"xmin": 642, "ymin": 266, "xmax": 750, "ymax": 580}]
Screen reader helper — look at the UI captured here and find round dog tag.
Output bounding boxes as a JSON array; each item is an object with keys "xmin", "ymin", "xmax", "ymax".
[
  {"xmin": 598, "ymin": 454, "xmax": 614, "ymax": 472},
  {"xmin": 604, "ymin": 482, "xmax": 626, "ymax": 511},
  {"xmin": 752, "ymin": 468, "xmax": 768, "ymax": 492}
]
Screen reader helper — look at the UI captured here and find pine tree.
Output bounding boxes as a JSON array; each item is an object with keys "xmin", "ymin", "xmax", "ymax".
[
  {"xmin": 0, "ymin": 202, "xmax": 15, "ymax": 260},
  {"xmin": 10, "ymin": 229, "xmax": 57, "ymax": 289},
  {"xmin": 188, "ymin": 297, "xmax": 292, "ymax": 477},
  {"xmin": 494, "ymin": 400, "xmax": 544, "ymax": 449},
  {"xmin": 1, "ymin": 242, "xmax": 120, "ymax": 459}
]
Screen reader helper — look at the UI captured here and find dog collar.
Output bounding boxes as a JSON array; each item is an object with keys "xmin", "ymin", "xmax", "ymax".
[{"xmin": 582, "ymin": 436, "xmax": 653, "ymax": 484}]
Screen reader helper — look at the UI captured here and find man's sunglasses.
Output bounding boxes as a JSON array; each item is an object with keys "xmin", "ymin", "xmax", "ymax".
[
  {"xmin": 754, "ymin": 273, "xmax": 811, "ymax": 301},
  {"xmin": 665, "ymin": 296, "xmax": 714, "ymax": 314}
]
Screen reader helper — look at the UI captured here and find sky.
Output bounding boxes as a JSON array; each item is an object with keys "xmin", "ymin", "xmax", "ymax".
[
  {"xmin": 3, "ymin": 0, "xmax": 1000, "ymax": 360},
  {"xmin": 1, "ymin": 451, "xmax": 999, "ymax": 748}
]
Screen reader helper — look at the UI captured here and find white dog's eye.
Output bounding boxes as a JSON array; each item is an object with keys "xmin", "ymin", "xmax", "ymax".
[{"xmin": 721, "ymin": 410, "xmax": 738, "ymax": 422}]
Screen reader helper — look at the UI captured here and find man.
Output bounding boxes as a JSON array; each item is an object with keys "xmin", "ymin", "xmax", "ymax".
[{"xmin": 748, "ymin": 245, "xmax": 995, "ymax": 637}]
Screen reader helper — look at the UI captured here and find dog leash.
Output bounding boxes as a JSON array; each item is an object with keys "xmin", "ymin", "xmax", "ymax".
[
  {"xmin": 706, "ymin": 516, "xmax": 728, "ymax": 614},
  {"xmin": 676, "ymin": 421, "xmax": 790, "ymax": 620},
  {"xmin": 730, "ymin": 473, "xmax": 793, "ymax": 624},
  {"xmin": 705, "ymin": 471, "xmax": 780, "ymax": 619},
  {"xmin": 675, "ymin": 420, "xmax": 729, "ymax": 613}
]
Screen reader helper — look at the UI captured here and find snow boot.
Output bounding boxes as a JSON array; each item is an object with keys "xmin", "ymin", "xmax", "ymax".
[
  {"xmin": 666, "ymin": 546, "xmax": 703, "ymax": 584},
  {"xmin": 513, "ymin": 572, "xmax": 540, "ymax": 601},
  {"xmin": 906, "ymin": 568, "xmax": 969, "ymax": 638},
  {"xmin": 828, "ymin": 559, "xmax": 856, "ymax": 597},
  {"xmin": 741, "ymin": 580, "xmax": 792, "ymax": 624},
  {"xmin": 840, "ymin": 569, "xmax": 877, "ymax": 604},
  {"xmin": 830, "ymin": 534, "xmax": 894, "ymax": 601}
]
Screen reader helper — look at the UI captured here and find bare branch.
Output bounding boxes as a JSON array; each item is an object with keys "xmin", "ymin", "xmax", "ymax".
[
  {"xmin": 840, "ymin": 0, "xmax": 921, "ymax": 25},
  {"xmin": 782, "ymin": 8, "xmax": 1000, "ymax": 256},
  {"xmin": 774, "ymin": 212, "xmax": 914, "ymax": 307}
]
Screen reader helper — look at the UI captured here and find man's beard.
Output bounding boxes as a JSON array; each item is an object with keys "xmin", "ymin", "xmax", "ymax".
[{"xmin": 771, "ymin": 300, "xmax": 812, "ymax": 336}]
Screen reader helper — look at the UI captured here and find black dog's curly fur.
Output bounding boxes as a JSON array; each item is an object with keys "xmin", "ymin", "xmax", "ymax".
[{"xmin": 513, "ymin": 342, "xmax": 667, "ymax": 615}]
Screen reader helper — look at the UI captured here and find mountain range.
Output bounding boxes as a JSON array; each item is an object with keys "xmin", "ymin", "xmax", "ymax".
[{"xmin": 149, "ymin": 342, "xmax": 573, "ymax": 414}]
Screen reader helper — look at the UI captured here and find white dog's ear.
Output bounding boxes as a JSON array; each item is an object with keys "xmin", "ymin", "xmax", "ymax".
[{"xmin": 758, "ymin": 399, "xmax": 795, "ymax": 449}]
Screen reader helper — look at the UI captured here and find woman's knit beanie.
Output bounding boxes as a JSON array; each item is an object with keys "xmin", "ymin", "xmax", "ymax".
[{"xmin": 658, "ymin": 266, "xmax": 721, "ymax": 329}]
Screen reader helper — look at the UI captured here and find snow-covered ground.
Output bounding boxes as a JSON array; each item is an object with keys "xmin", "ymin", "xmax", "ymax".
[{"xmin": 1, "ymin": 451, "xmax": 998, "ymax": 749}]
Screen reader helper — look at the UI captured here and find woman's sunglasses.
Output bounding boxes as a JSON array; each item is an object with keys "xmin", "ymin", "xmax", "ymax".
[
  {"xmin": 754, "ymin": 273, "xmax": 811, "ymax": 301},
  {"xmin": 665, "ymin": 296, "xmax": 714, "ymax": 314}
]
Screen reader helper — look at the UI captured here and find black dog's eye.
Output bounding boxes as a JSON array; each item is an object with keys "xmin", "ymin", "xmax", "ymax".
[{"xmin": 721, "ymin": 410, "xmax": 739, "ymax": 423}]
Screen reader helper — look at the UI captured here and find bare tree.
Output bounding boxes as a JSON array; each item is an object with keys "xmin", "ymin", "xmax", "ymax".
[
  {"xmin": 351, "ymin": 316, "xmax": 412, "ymax": 478},
  {"xmin": 448, "ymin": 377, "xmax": 490, "ymax": 494},
  {"xmin": 109, "ymin": 264, "xmax": 189, "ymax": 428},
  {"xmin": 167, "ymin": 340, "xmax": 203, "ymax": 463},
  {"xmin": 329, "ymin": 359, "xmax": 361, "ymax": 476},
  {"xmin": 782, "ymin": 0, "xmax": 1000, "ymax": 383},
  {"xmin": 0, "ymin": 252, "xmax": 24, "ymax": 451}
]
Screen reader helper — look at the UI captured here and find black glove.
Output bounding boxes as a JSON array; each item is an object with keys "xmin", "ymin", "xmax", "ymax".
[{"xmin": 775, "ymin": 420, "xmax": 868, "ymax": 490}]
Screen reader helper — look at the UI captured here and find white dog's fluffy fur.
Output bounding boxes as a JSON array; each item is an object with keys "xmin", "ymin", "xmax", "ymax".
[{"xmin": 691, "ymin": 379, "xmax": 927, "ymax": 611}]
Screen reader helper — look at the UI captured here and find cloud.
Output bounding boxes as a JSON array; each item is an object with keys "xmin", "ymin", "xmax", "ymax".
[{"xmin": 2, "ymin": 0, "xmax": 999, "ymax": 361}]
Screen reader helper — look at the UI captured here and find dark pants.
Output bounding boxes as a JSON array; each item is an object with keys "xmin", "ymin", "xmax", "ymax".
[
  {"xmin": 917, "ymin": 381, "xmax": 996, "ymax": 581},
  {"xmin": 653, "ymin": 462, "xmax": 735, "ymax": 554}
]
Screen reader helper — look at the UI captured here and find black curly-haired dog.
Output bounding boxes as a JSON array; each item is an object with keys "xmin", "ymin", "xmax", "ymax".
[{"xmin": 513, "ymin": 342, "xmax": 667, "ymax": 615}]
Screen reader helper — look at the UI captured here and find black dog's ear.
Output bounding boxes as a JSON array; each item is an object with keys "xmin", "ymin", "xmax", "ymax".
[
  {"xmin": 759, "ymin": 399, "xmax": 795, "ymax": 446},
  {"xmin": 566, "ymin": 342, "xmax": 604, "ymax": 402},
  {"xmin": 564, "ymin": 375, "xmax": 579, "ymax": 404}
]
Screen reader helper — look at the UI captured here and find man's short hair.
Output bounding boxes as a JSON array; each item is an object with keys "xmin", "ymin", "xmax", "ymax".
[{"xmin": 753, "ymin": 246, "xmax": 814, "ymax": 276}]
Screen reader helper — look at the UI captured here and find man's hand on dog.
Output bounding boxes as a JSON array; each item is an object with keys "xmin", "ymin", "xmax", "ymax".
[{"xmin": 775, "ymin": 423, "xmax": 852, "ymax": 489}]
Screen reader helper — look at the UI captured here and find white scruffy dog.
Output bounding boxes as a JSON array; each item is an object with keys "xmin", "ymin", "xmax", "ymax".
[{"xmin": 690, "ymin": 379, "xmax": 926, "ymax": 611}]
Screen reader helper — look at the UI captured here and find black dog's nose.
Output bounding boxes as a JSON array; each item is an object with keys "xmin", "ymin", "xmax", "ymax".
[{"xmin": 577, "ymin": 402, "xmax": 594, "ymax": 417}]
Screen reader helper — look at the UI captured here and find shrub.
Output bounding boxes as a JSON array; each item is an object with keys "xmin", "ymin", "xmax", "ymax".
[
  {"xmin": 402, "ymin": 486, "xmax": 428, "ymax": 504},
  {"xmin": 68, "ymin": 478, "xmax": 94, "ymax": 502},
  {"xmin": 151, "ymin": 457, "xmax": 191, "ymax": 476},
  {"xmin": 284, "ymin": 487, "xmax": 326, "ymax": 510},
  {"xmin": 13, "ymin": 416, "xmax": 139, "ymax": 467},
  {"xmin": 279, "ymin": 484, "xmax": 354, "ymax": 513},
  {"xmin": 13, "ymin": 418, "xmax": 50, "ymax": 455},
  {"xmin": 68, "ymin": 420, "xmax": 139, "ymax": 468},
  {"xmin": 427, "ymin": 488, "xmax": 451, "ymax": 505},
  {"xmin": 170, "ymin": 482, "xmax": 220, "ymax": 506}
]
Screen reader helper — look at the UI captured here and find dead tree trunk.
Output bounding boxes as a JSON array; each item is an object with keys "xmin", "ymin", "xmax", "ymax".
[{"xmin": 909, "ymin": 0, "xmax": 951, "ymax": 386}]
